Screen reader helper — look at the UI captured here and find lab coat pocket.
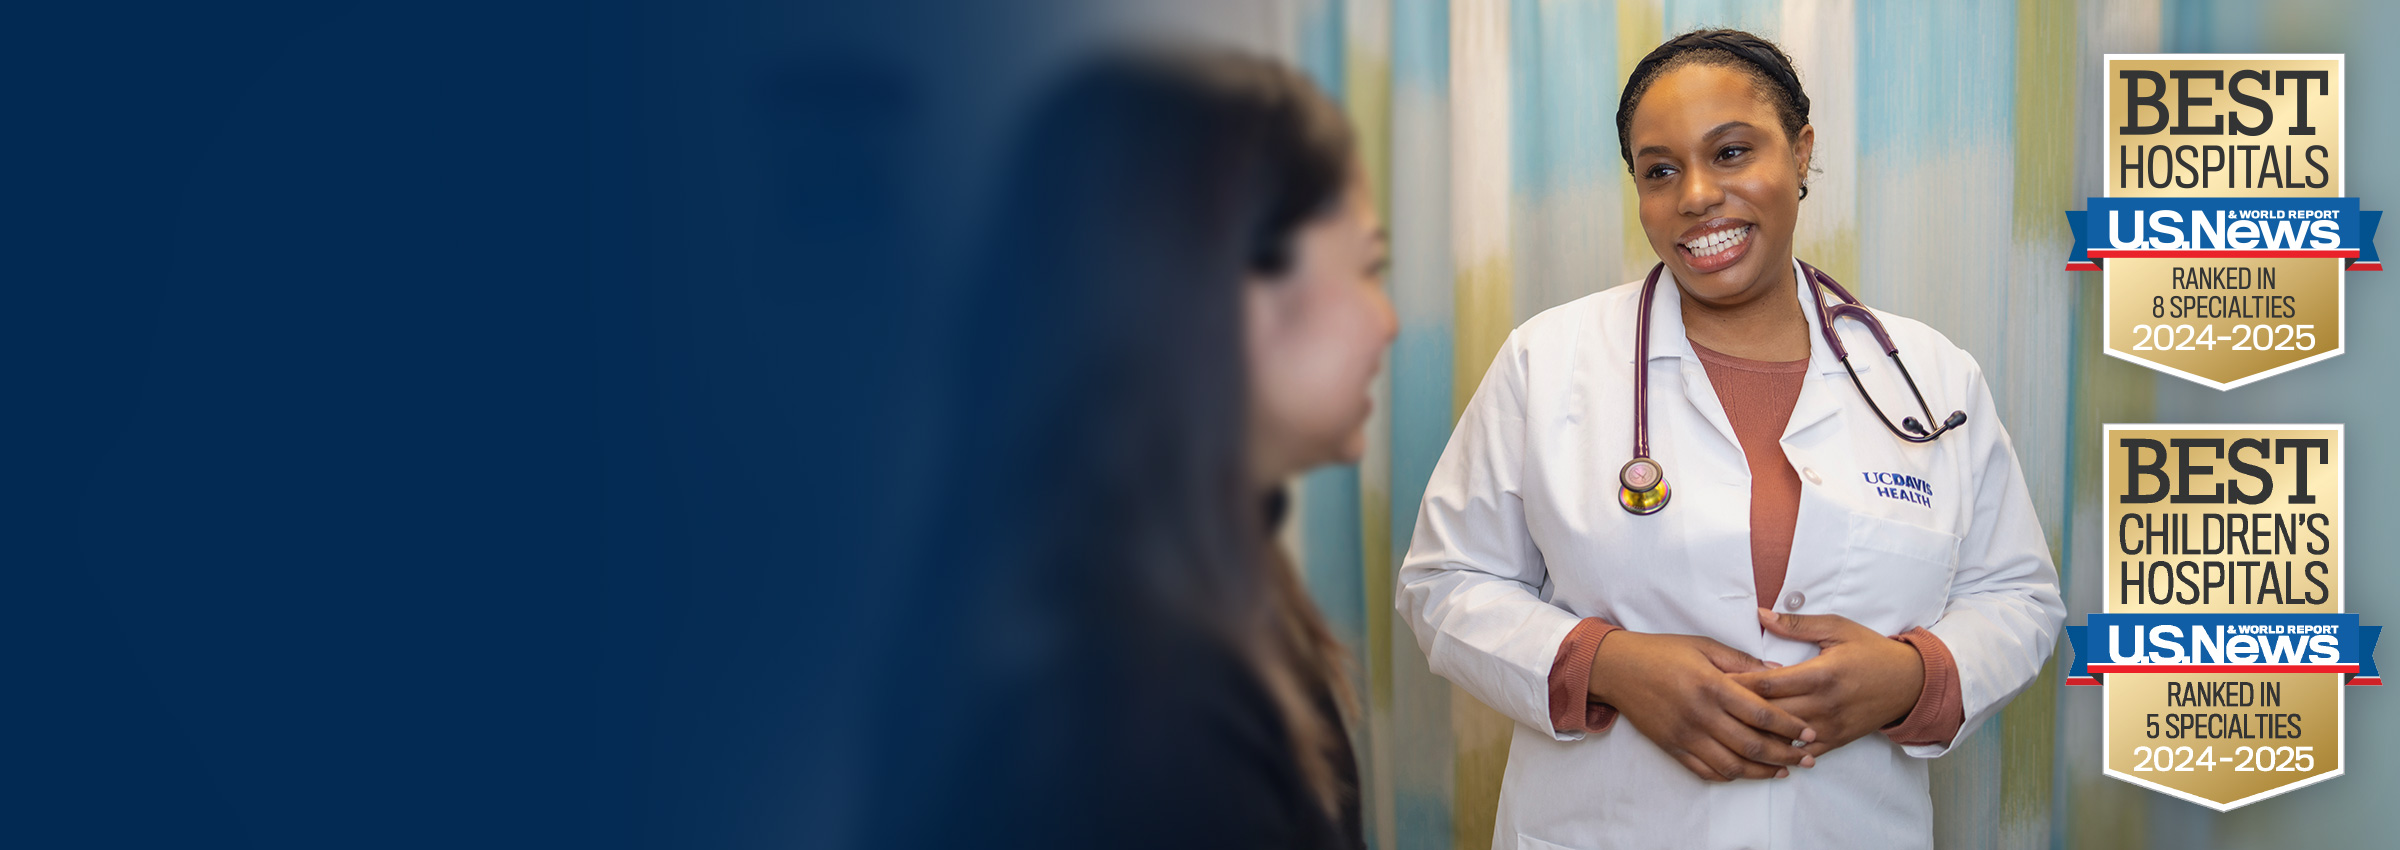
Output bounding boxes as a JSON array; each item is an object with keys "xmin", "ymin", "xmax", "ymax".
[{"xmin": 1836, "ymin": 511, "xmax": 1961, "ymax": 635}]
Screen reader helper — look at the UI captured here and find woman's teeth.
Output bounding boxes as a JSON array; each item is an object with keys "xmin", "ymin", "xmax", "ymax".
[{"xmin": 1683, "ymin": 225, "xmax": 1753, "ymax": 258}]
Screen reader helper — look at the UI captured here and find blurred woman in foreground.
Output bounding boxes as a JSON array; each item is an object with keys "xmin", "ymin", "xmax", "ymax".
[{"xmin": 873, "ymin": 48, "xmax": 1391, "ymax": 848}]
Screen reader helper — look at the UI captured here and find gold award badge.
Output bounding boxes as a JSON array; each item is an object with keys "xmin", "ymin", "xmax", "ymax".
[
  {"xmin": 2067, "ymin": 55, "xmax": 2381, "ymax": 389},
  {"xmin": 2068, "ymin": 425, "xmax": 2381, "ymax": 809}
]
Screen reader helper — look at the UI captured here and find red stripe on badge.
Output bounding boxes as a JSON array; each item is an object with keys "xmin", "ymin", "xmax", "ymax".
[
  {"xmin": 2086, "ymin": 663, "xmax": 2360, "ymax": 674},
  {"xmin": 2085, "ymin": 249, "xmax": 2359, "ymax": 258}
]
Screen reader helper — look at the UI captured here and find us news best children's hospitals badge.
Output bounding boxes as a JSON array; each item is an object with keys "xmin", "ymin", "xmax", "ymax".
[
  {"xmin": 2066, "ymin": 55, "xmax": 2382, "ymax": 389},
  {"xmin": 2066, "ymin": 426, "xmax": 2381, "ymax": 810}
]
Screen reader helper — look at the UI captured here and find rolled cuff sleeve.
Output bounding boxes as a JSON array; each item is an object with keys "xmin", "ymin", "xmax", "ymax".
[
  {"xmin": 1546, "ymin": 618, "xmax": 1623, "ymax": 734},
  {"xmin": 1883, "ymin": 627, "xmax": 1965, "ymax": 747}
]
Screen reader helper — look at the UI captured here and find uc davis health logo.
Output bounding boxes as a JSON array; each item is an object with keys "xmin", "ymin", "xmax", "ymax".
[{"xmin": 1861, "ymin": 471, "xmax": 1933, "ymax": 508}]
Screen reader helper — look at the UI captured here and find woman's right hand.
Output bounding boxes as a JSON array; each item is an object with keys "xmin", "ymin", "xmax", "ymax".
[{"xmin": 1588, "ymin": 631, "xmax": 1820, "ymax": 782}]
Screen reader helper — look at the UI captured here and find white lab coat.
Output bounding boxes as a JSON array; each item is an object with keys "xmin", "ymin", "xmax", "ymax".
[{"xmin": 1397, "ymin": 259, "xmax": 2064, "ymax": 850}]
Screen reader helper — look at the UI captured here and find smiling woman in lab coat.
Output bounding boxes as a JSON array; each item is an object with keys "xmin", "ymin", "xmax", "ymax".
[{"xmin": 1396, "ymin": 30, "xmax": 2064, "ymax": 850}]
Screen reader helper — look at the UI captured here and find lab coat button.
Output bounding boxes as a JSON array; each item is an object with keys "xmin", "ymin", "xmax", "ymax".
[
  {"xmin": 1801, "ymin": 467, "xmax": 1822, "ymax": 485},
  {"xmin": 1783, "ymin": 591, "xmax": 1805, "ymax": 611}
]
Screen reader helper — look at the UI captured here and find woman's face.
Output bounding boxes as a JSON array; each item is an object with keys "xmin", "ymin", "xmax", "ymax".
[
  {"xmin": 1246, "ymin": 175, "xmax": 1395, "ymax": 483},
  {"xmin": 1628, "ymin": 63, "xmax": 1814, "ymax": 307}
]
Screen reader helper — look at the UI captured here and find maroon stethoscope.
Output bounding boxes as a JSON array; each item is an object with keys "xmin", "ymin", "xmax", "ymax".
[{"xmin": 1617, "ymin": 260, "xmax": 1969, "ymax": 515}]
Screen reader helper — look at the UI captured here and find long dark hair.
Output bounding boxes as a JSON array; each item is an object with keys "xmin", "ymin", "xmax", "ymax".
[{"xmin": 925, "ymin": 46, "xmax": 1360, "ymax": 825}]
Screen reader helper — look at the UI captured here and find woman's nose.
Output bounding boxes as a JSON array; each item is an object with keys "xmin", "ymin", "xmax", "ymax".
[{"xmin": 1679, "ymin": 168, "xmax": 1724, "ymax": 216}]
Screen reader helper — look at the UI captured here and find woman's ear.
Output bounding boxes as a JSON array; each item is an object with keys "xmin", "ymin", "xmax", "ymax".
[{"xmin": 1793, "ymin": 123, "xmax": 1816, "ymax": 187}]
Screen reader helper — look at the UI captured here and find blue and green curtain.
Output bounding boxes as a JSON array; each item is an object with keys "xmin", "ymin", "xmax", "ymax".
[{"xmin": 1183, "ymin": 1, "xmax": 2400, "ymax": 847}]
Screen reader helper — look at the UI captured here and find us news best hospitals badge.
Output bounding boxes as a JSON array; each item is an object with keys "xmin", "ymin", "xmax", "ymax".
[
  {"xmin": 2066, "ymin": 55, "xmax": 2382, "ymax": 390},
  {"xmin": 2066, "ymin": 426, "xmax": 2381, "ymax": 810}
]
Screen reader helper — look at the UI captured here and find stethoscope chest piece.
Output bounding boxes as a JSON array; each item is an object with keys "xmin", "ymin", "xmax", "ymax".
[{"xmin": 1618, "ymin": 457, "xmax": 1670, "ymax": 515}]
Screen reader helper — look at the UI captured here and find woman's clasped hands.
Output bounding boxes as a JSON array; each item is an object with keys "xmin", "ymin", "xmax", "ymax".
[{"xmin": 1587, "ymin": 609, "xmax": 1927, "ymax": 783}]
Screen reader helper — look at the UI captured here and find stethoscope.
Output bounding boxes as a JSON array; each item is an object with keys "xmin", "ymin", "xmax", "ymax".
[{"xmin": 1618, "ymin": 259, "xmax": 1969, "ymax": 515}]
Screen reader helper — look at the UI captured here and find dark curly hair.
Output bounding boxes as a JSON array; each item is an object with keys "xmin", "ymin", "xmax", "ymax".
[{"xmin": 1615, "ymin": 28, "xmax": 1813, "ymax": 197}]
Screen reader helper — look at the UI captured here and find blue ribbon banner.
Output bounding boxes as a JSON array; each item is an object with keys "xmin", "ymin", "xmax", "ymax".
[
  {"xmin": 2063, "ymin": 197, "xmax": 2382, "ymax": 270},
  {"xmin": 2064, "ymin": 613, "xmax": 2381, "ymax": 685}
]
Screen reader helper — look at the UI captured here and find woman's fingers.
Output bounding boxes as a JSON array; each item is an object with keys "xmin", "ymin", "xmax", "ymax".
[
  {"xmin": 1682, "ymin": 736, "xmax": 1787, "ymax": 781},
  {"xmin": 1728, "ymin": 663, "xmax": 1833, "ymax": 699},
  {"xmin": 1691, "ymin": 638, "xmax": 1777, "ymax": 674},
  {"xmin": 1756, "ymin": 608, "xmax": 1865, "ymax": 646},
  {"xmin": 1759, "ymin": 694, "xmax": 1863, "ymax": 753},
  {"xmin": 1668, "ymin": 750, "xmax": 1734, "ymax": 783},
  {"xmin": 1702, "ymin": 713, "xmax": 1815, "ymax": 768},
  {"xmin": 1714, "ymin": 681, "xmax": 1816, "ymax": 743},
  {"xmin": 1765, "ymin": 692, "xmax": 1836, "ymax": 720},
  {"xmin": 1615, "ymin": 632, "xmax": 1874, "ymax": 782}
]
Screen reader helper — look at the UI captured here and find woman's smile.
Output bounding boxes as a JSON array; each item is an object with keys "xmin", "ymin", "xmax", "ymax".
[
  {"xmin": 1626, "ymin": 59, "xmax": 1812, "ymax": 302},
  {"xmin": 1678, "ymin": 219, "xmax": 1756, "ymax": 273}
]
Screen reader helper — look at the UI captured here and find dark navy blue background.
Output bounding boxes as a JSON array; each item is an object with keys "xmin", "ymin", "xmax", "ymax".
[{"xmin": 10, "ymin": 2, "xmax": 1006, "ymax": 845}]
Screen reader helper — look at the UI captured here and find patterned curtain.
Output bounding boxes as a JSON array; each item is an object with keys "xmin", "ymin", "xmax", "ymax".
[
  {"xmin": 1255, "ymin": 3, "xmax": 2096, "ymax": 847},
  {"xmin": 1116, "ymin": 1, "xmax": 2395, "ymax": 847}
]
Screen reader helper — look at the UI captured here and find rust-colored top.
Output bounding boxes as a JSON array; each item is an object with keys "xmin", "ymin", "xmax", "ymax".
[{"xmin": 1692, "ymin": 340, "xmax": 1811, "ymax": 605}]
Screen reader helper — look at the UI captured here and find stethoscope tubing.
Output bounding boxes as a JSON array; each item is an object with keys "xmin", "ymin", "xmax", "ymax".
[
  {"xmin": 1620, "ymin": 259, "xmax": 1967, "ymax": 515},
  {"xmin": 1632, "ymin": 264, "xmax": 1663, "ymax": 461}
]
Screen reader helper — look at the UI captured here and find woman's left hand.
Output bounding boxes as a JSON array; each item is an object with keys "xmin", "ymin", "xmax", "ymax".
[{"xmin": 1727, "ymin": 609, "xmax": 1924, "ymax": 754}]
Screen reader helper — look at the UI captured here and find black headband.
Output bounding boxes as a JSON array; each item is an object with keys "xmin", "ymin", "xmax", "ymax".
[{"xmin": 1616, "ymin": 30, "xmax": 1811, "ymax": 170}]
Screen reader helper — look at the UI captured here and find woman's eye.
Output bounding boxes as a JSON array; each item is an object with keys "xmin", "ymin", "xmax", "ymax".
[
  {"xmin": 1717, "ymin": 145, "xmax": 1750, "ymax": 161},
  {"xmin": 1644, "ymin": 164, "xmax": 1676, "ymax": 180}
]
